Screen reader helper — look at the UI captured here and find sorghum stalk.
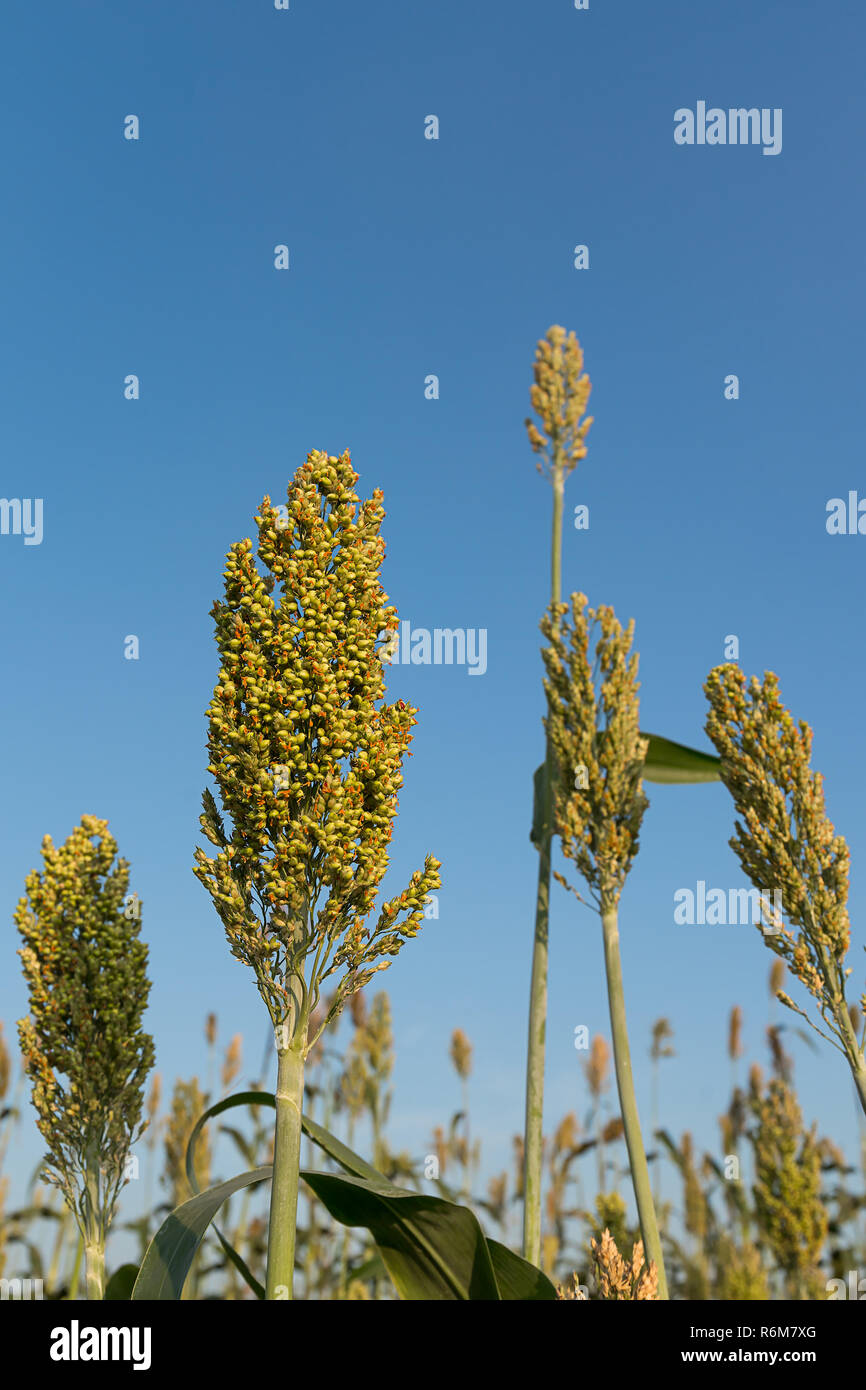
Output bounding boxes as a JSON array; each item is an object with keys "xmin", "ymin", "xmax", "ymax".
[
  {"xmin": 523, "ymin": 327, "xmax": 592, "ymax": 1264},
  {"xmin": 600, "ymin": 903, "xmax": 666, "ymax": 1292},
  {"xmin": 267, "ymin": 1040, "xmax": 305, "ymax": 1298},
  {"xmin": 14, "ymin": 816, "xmax": 154, "ymax": 1301},
  {"xmin": 542, "ymin": 594, "xmax": 668, "ymax": 1296},
  {"xmin": 194, "ymin": 449, "xmax": 441, "ymax": 1300},
  {"xmin": 705, "ymin": 665, "xmax": 866, "ymax": 1119}
]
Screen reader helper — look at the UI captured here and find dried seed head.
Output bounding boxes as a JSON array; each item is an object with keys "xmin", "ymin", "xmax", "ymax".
[
  {"xmin": 164, "ymin": 1077, "xmax": 210, "ymax": 1208},
  {"xmin": 601, "ymin": 1116, "xmax": 625, "ymax": 1145},
  {"xmin": 584, "ymin": 1034, "xmax": 610, "ymax": 1100},
  {"xmin": 146, "ymin": 1073, "xmax": 162, "ymax": 1128},
  {"xmin": 0, "ymin": 1024, "xmax": 10, "ymax": 1103},
  {"xmin": 591, "ymin": 1229, "xmax": 659, "ymax": 1300},
  {"xmin": 221, "ymin": 1034, "xmax": 242, "ymax": 1091},
  {"xmin": 525, "ymin": 325, "xmax": 593, "ymax": 479},
  {"xmin": 769, "ymin": 959, "xmax": 786, "ymax": 999},
  {"xmin": 556, "ymin": 1272, "xmax": 588, "ymax": 1300},
  {"xmin": 449, "ymin": 1028, "xmax": 473, "ymax": 1081},
  {"xmin": 650, "ymin": 1017, "xmax": 675, "ymax": 1061},
  {"xmin": 553, "ymin": 1112, "xmax": 579, "ymax": 1154}
]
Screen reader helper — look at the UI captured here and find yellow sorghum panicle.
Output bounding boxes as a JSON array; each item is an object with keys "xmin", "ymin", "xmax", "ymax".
[
  {"xmin": 705, "ymin": 667, "xmax": 855, "ymax": 1042},
  {"xmin": 524, "ymin": 325, "xmax": 593, "ymax": 479},
  {"xmin": 193, "ymin": 450, "xmax": 441, "ymax": 1051},
  {"xmin": 543, "ymin": 596, "xmax": 648, "ymax": 910}
]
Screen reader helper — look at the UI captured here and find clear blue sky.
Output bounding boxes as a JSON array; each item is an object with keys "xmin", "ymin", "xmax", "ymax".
[{"xmin": 2, "ymin": 0, "xmax": 865, "ymax": 1232}]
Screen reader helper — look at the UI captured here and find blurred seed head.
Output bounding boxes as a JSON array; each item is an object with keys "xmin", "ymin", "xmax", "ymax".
[
  {"xmin": 0, "ymin": 1023, "xmax": 10, "ymax": 1102},
  {"xmin": 584, "ymin": 1035, "xmax": 610, "ymax": 1101},
  {"xmin": 650, "ymin": 1018, "xmax": 674, "ymax": 1062},
  {"xmin": 221, "ymin": 1034, "xmax": 242, "ymax": 1091},
  {"xmin": 449, "ymin": 1028, "xmax": 473, "ymax": 1082}
]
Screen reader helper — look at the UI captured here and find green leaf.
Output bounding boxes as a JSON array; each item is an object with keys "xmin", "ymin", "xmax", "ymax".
[
  {"xmin": 301, "ymin": 1111, "xmax": 555, "ymax": 1299},
  {"xmin": 164, "ymin": 1093, "xmax": 554, "ymax": 1302},
  {"xmin": 641, "ymin": 732, "xmax": 721, "ymax": 785},
  {"xmin": 487, "ymin": 1238, "xmax": 558, "ymax": 1300},
  {"xmin": 301, "ymin": 1170, "xmax": 502, "ymax": 1300},
  {"xmin": 184, "ymin": 1090, "xmax": 275, "ymax": 1301},
  {"xmin": 530, "ymin": 760, "xmax": 549, "ymax": 848},
  {"xmin": 131, "ymin": 1167, "xmax": 271, "ymax": 1300},
  {"xmin": 300, "ymin": 1109, "xmax": 383, "ymax": 1181},
  {"xmin": 104, "ymin": 1263, "xmax": 139, "ymax": 1300}
]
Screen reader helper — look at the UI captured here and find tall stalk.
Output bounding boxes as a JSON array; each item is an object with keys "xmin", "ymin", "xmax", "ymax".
[
  {"xmin": 522, "ymin": 328, "xmax": 592, "ymax": 1263},
  {"xmin": 266, "ymin": 1042, "xmax": 306, "ymax": 1298},
  {"xmin": 82, "ymin": 1147, "xmax": 106, "ymax": 1301},
  {"xmin": 67, "ymin": 1232, "xmax": 84, "ymax": 1300},
  {"xmin": 601, "ymin": 905, "xmax": 668, "ymax": 1296},
  {"xmin": 541, "ymin": 593, "xmax": 669, "ymax": 1296}
]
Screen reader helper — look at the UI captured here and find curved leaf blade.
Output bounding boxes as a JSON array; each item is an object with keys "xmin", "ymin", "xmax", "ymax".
[
  {"xmin": 104, "ymin": 1263, "xmax": 139, "ymax": 1301},
  {"xmin": 642, "ymin": 732, "xmax": 721, "ymax": 784},
  {"xmin": 131, "ymin": 1167, "xmax": 271, "ymax": 1301},
  {"xmin": 299, "ymin": 1110, "xmax": 383, "ymax": 1182},
  {"xmin": 487, "ymin": 1238, "xmax": 558, "ymax": 1300},
  {"xmin": 301, "ymin": 1170, "xmax": 501, "ymax": 1300}
]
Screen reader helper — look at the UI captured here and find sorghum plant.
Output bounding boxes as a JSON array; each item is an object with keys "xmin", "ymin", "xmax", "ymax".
[
  {"xmin": 193, "ymin": 448, "xmax": 441, "ymax": 1299},
  {"xmin": 14, "ymin": 815, "xmax": 154, "ymax": 1299},
  {"xmin": 704, "ymin": 665, "xmax": 866, "ymax": 1116},
  {"xmin": 542, "ymin": 594, "xmax": 668, "ymax": 1296},
  {"xmin": 590, "ymin": 1228, "xmax": 659, "ymax": 1300},
  {"xmin": 163, "ymin": 1078, "xmax": 211, "ymax": 1209},
  {"xmin": 749, "ymin": 1073, "xmax": 827, "ymax": 1299},
  {"xmin": 523, "ymin": 324, "xmax": 593, "ymax": 1264}
]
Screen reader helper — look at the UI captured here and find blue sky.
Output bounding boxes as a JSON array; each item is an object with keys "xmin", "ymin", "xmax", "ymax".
[{"xmin": 2, "ymin": 0, "xmax": 865, "ymax": 1241}]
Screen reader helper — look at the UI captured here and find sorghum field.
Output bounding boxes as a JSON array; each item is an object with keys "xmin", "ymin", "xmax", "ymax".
[{"xmin": 1, "ymin": 3, "xmax": 864, "ymax": 1363}]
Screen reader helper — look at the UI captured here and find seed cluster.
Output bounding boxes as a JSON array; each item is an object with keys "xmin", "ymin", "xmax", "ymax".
[
  {"xmin": 524, "ymin": 325, "xmax": 593, "ymax": 479},
  {"xmin": 14, "ymin": 815, "xmax": 154, "ymax": 1230},
  {"xmin": 193, "ymin": 449, "xmax": 441, "ymax": 1043},
  {"xmin": 541, "ymin": 594, "xmax": 648, "ymax": 909},
  {"xmin": 704, "ymin": 665, "xmax": 861, "ymax": 1039}
]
